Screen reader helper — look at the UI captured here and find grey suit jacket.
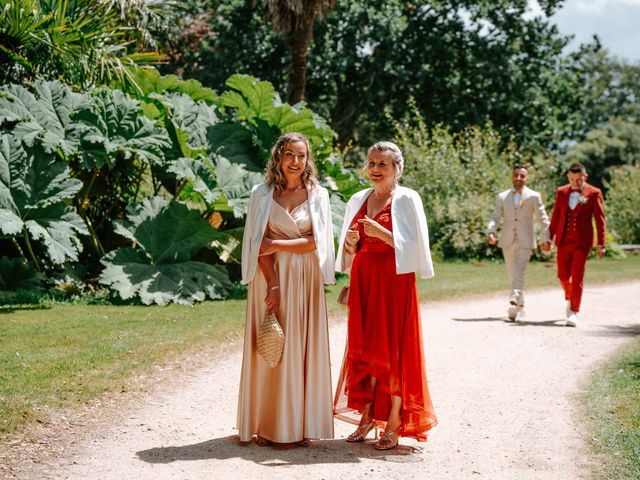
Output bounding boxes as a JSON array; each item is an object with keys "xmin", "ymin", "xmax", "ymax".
[{"xmin": 487, "ymin": 186, "xmax": 550, "ymax": 249}]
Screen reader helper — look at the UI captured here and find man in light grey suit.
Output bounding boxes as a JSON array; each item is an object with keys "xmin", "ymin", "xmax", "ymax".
[{"xmin": 487, "ymin": 165, "xmax": 551, "ymax": 321}]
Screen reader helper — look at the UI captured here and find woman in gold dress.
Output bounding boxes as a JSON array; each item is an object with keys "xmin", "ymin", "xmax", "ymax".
[{"xmin": 237, "ymin": 132, "xmax": 336, "ymax": 446}]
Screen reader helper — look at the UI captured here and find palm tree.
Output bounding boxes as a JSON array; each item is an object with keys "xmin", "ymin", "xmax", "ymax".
[
  {"xmin": 262, "ymin": 0, "xmax": 335, "ymax": 104},
  {"xmin": 0, "ymin": 0, "xmax": 172, "ymax": 90}
]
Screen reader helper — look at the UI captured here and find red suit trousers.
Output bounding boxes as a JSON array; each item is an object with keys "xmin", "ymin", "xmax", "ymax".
[{"xmin": 556, "ymin": 241, "xmax": 589, "ymax": 312}]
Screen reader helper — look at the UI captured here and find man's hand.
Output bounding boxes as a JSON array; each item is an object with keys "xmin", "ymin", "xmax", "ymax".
[
  {"xmin": 596, "ymin": 245, "xmax": 606, "ymax": 259},
  {"xmin": 487, "ymin": 232, "xmax": 497, "ymax": 245}
]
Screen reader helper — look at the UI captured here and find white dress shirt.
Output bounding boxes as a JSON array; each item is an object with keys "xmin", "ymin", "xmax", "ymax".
[
  {"xmin": 568, "ymin": 190, "xmax": 581, "ymax": 210},
  {"xmin": 513, "ymin": 190, "xmax": 522, "ymax": 207}
]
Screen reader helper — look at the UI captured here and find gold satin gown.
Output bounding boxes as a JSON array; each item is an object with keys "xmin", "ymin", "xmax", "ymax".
[{"xmin": 237, "ymin": 200, "xmax": 334, "ymax": 443}]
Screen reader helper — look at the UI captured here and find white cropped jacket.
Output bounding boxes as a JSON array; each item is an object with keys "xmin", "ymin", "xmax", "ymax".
[
  {"xmin": 335, "ymin": 186, "xmax": 435, "ymax": 279},
  {"xmin": 241, "ymin": 182, "xmax": 336, "ymax": 285}
]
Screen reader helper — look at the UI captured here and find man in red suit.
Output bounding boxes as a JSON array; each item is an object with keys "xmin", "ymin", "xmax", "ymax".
[{"xmin": 549, "ymin": 163, "xmax": 606, "ymax": 327}]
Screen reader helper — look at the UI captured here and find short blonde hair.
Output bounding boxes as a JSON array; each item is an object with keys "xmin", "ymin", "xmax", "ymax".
[
  {"xmin": 367, "ymin": 141, "xmax": 404, "ymax": 181},
  {"xmin": 265, "ymin": 132, "xmax": 318, "ymax": 192}
]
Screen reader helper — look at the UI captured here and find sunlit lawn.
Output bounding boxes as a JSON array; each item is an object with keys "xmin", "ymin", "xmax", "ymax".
[
  {"xmin": 1, "ymin": 256, "xmax": 639, "ymax": 438},
  {"xmin": 584, "ymin": 337, "xmax": 640, "ymax": 480}
]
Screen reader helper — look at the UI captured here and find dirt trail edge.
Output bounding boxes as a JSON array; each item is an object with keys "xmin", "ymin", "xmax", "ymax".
[{"xmin": 5, "ymin": 281, "xmax": 640, "ymax": 480}]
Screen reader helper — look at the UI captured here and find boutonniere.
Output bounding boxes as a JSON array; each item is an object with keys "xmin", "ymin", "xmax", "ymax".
[
  {"xmin": 518, "ymin": 198, "xmax": 525, "ymax": 208},
  {"xmin": 579, "ymin": 195, "xmax": 588, "ymax": 205}
]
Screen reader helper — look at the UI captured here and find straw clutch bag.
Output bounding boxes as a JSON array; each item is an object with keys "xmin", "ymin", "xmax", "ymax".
[
  {"xmin": 337, "ymin": 286, "xmax": 349, "ymax": 305},
  {"xmin": 257, "ymin": 313, "xmax": 285, "ymax": 368}
]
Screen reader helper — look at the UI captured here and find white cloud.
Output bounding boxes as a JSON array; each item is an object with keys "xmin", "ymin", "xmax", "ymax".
[{"xmin": 552, "ymin": 0, "xmax": 640, "ymax": 61}]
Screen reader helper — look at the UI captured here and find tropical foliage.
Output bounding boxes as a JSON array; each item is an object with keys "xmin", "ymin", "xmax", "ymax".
[
  {"xmin": 100, "ymin": 198, "xmax": 233, "ymax": 305},
  {"xmin": 0, "ymin": 73, "xmax": 338, "ymax": 304},
  {"xmin": 0, "ymin": 130, "xmax": 87, "ymax": 269},
  {"xmin": 0, "ymin": 0, "xmax": 173, "ymax": 90},
  {"xmin": 2, "ymin": 0, "xmax": 640, "ymax": 305}
]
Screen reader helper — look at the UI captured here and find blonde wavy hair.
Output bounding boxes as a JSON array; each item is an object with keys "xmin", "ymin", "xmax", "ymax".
[{"xmin": 265, "ymin": 132, "xmax": 318, "ymax": 192}]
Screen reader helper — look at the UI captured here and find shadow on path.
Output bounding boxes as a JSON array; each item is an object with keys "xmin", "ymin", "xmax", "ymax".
[
  {"xmin": 136, "ymin": 435, "xmax": 423, "ymax": 466},
  {"xmin": 587, "ymin": 324, "xmax": 640, "ymax": 337},
  {"xmin": 509, "ymin": 319, "xmax": 566, "ymax": 328},
  {"xmin": 451, "ymin": 317, "xmax": 504, "ymax": 323},
  {"xmin": 452, "ymin": 317, "xmax": 566, "ymax": 327}
]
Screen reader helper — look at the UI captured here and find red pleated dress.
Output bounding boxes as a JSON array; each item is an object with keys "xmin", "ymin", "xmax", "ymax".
[{"xmin": 334, "ymin": 197, "xmax": 437, "ymax": 440}]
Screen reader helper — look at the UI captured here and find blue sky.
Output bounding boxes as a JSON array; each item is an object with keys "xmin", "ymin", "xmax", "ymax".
[{"xmin": 534, "ymin": 0, "xmax": 640, "ymax": 63}]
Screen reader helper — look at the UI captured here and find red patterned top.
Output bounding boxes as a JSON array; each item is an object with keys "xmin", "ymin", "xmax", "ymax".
[{"xmin": 351, "ymin": 197, "xmax": 393, "ymax": 248}]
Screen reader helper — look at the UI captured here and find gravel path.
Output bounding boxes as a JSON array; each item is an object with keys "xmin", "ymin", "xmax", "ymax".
[{"xmin": 4, "ymin": 281, "xmax": 640, "ymax": 480}]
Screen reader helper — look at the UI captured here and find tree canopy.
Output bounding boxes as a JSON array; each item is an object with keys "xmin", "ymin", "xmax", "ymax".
[{"xmin": 166, "ymin": 0, "xmax": 583, "ymax": 150}]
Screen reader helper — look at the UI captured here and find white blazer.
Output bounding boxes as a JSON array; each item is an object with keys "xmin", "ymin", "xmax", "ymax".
[
  {"xmin": 486, "ymin": 185, "xmax": 550, "ymax": 249},
  {"xmin": 335, "ymin": 186, "xmax": 435, "ymax": 279},
  {"xmin": 241, "ymin": 182, "xmax": 336, "ymax": 285}
]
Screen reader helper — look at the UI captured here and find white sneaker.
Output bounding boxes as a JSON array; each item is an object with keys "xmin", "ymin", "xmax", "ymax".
[
  {"xmin": 516, "ymin": 307, "xmax": 525, "ymax": 320},
  {"xmin": 507, "ymin": 306, "xmax": 517, "ymax": 322},
  {"xmin": 510, "ymin": 289, "xmax": 522, "ymax": 306},
  {"xmin": 566, "ymin": 310, "xmax": 578, "ymax": 327},
  {"xmin": 566, "ymin": 301, "xmax": 572, "ymax": 318}
]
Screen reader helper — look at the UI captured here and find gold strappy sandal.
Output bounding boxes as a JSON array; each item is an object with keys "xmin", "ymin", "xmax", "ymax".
[
  {"xmin": 346, "ymin": 419, "xmax": 377, "ymax": 442},
  {"xmin": 374, "ymin": 425, "xmax": 401, "ymax": 450}
]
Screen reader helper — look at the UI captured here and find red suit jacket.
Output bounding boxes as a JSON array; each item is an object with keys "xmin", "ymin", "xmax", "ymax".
[{"xmin": 549, "ymin": 183, "xmax": 606, "ymax": 251}]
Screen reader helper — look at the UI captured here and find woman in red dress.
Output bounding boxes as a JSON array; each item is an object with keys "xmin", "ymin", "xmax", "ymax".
[{"xmin": 334, "ymin": 141, "xmax": 437, "ymax": 450}]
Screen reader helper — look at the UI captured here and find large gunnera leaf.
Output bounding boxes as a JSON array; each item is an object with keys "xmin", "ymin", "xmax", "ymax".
[
  {"xmin": 124, "ymin": 69, "xmax": 219, "ymax": 105},
  {"xmin": 73, "ymin": 89, "xmax": 171, "ymax": 169},
  {"xmin": 206, "ymin": 121, "xmax": 261, "ymax": 171},
  {"xmin": 100, "ymin": 198, "xmax": 232, "ymax": 305},
  {"xmin": 221, "ymin": 74, "xmax": 276, "ymax": 123},
  {"xmin": 152, "ymin": 93, "xmax": 220, "ymax": 163},
  {"xmin": 169, "ymin": 155, "xmax": 262, "ymax": 217},
  {"xmin": 0, "ymin": 135, "xmax": 87, "ymax": 264},
  {"xmin": 156, "ymin": 93, "xmax": 219, "ymax": 151},
  {"xmin": 0, "ymin": 80, "xmax": 88, "ymax": 155},
  {"xmin": 218, "ymin": 74, "xmax": 335, "ymax": 164}
]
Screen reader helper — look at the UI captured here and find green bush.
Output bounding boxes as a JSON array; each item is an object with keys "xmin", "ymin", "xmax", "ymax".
[
  {"xmin": 393, "ymin": 104, "xmax": 555, "ymax": 259},
  {"xmin": 606, "ymin": 164, "xmax": 640, "ymax": 244}
]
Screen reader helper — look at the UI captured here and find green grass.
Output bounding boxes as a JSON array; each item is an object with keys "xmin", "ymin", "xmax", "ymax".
[
  {"xmin": 327, "ymin": 255, "xmax": 640, "ymax": 317},
  {"xmin": 584, "ymin": 337, "xmax": 640, "ymax": 480},
  {"xmin": 0, "ymin": 300, "xmax": 246, "ymax": 437},
  {"xmin": 1, "ymin": 256, "xmax": 639, "ymax": 440}
]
